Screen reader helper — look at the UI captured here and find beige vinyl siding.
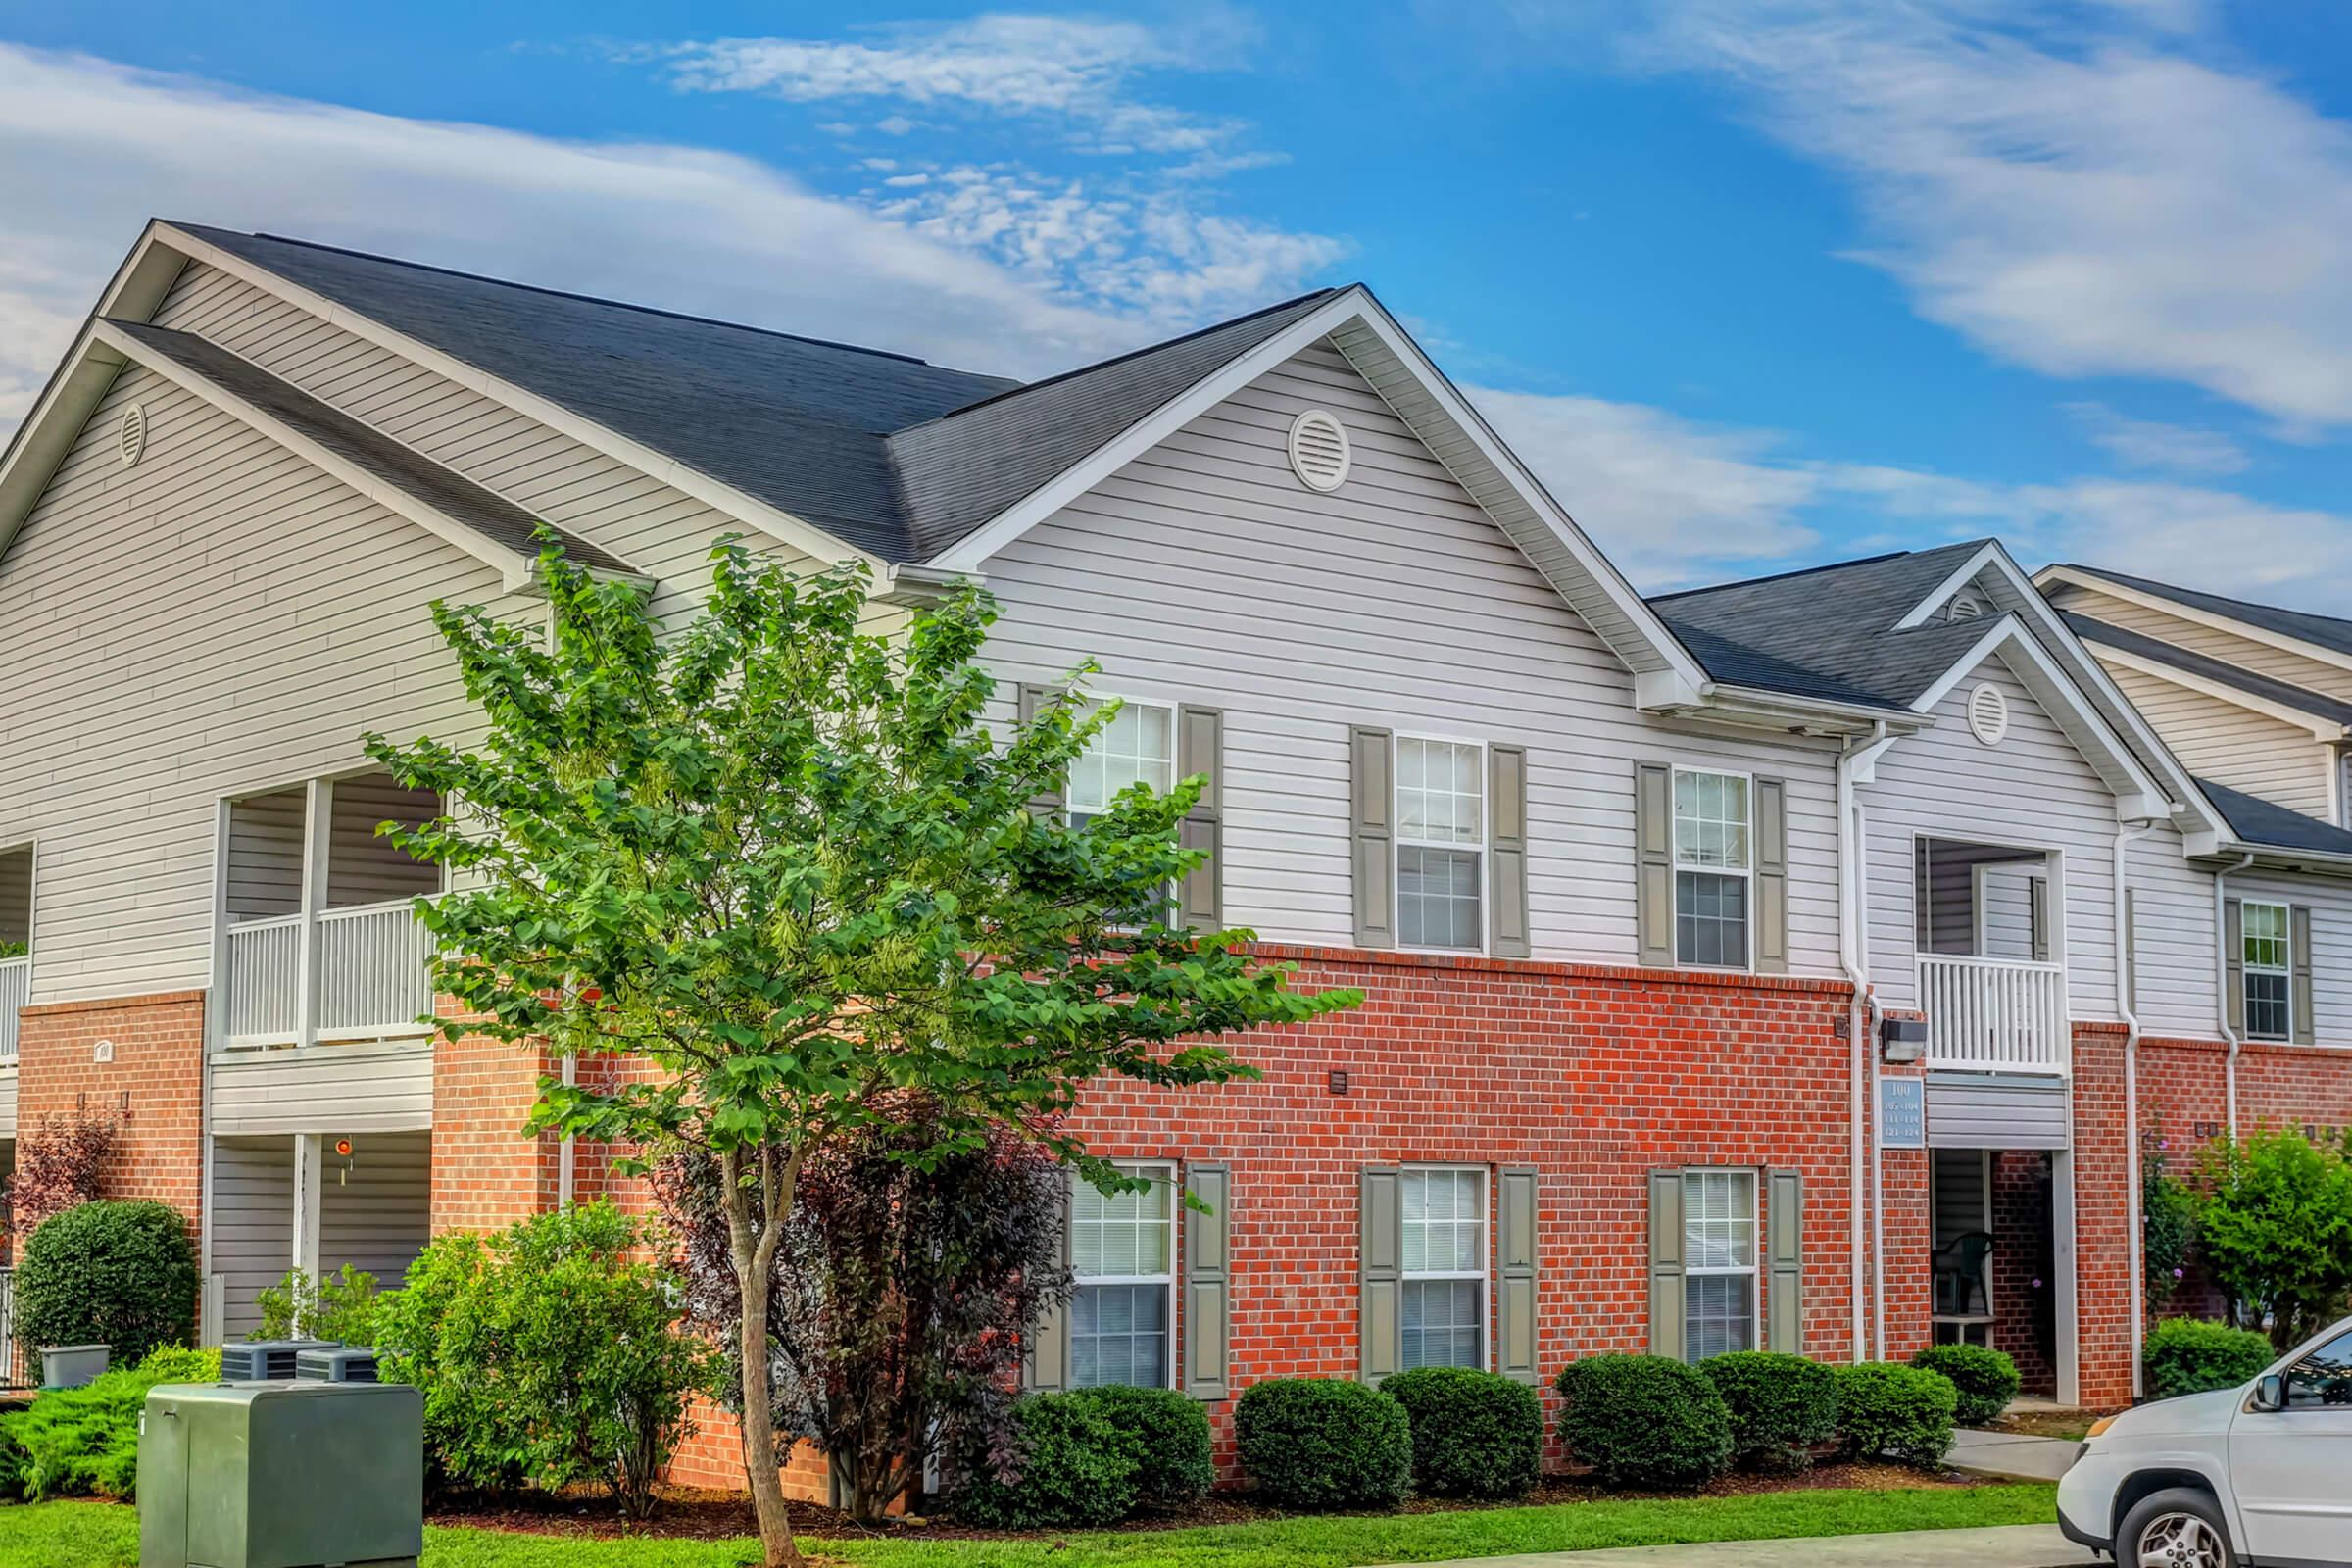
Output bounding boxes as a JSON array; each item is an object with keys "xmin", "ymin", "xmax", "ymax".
[
  {"xmin": 317, "ymin": 1129, "xmax": 431, "ymax": 1287},
  {"xmin": 2103, "ymin": 662, "xmax": 2330, "ymax": 818},
  {"xmin": 0, "ymin": 361, "xmax": 508, "ymax": 1004},
  {"xmin": 2127, "ymin": 824, "xmax": 2220, "ymax": 1040},
  {"xmin": 2052, "ymin": 584, "xmax": 2352, "ymax": 702},
  {"xmin": 210, "ymin": 1043, "xmax": 434, "ymax": 1135},
  {"xmin": 152, "ymin": 263, "xmax": 823, "ymax": 622},
  {"xmin": 1864, "ymin": 656, "xmax": 2120, "ymax": 1015},
  {"xmin": 973, "ymin": 341, "xmax": 1843, "ymax": 968},
  {"xmin": 211, "ymin": 1137, "xmax": 295, "ymax": 1340},
  {"xmin": 0, "ymin": 1069, "xmax": 16, "ymax": 1140}
]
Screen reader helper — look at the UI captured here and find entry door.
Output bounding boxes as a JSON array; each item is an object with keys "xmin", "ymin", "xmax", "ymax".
[{"xmin": 2226, "ymin": 1325, "xmax": 2352, "ymax": 1560}]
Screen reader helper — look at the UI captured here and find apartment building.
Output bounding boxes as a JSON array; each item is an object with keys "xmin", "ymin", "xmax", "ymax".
[{"xmin": 0, "ymin": 222, "xmax": 2345, "ymax": 1480}]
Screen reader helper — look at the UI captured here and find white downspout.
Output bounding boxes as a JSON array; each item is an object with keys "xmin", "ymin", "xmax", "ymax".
[
  {"xmin": 1837, "ymin": 721, "xmax": 1889, "ymax": 1364},
  {"xmin": 2214, "ymin": 853, "xmax": 2255, "ymax": 1136},
  {"xmin": 2114, "ymin": 817, "xmax": 2156, "ymax": 1400},
  {"xmin": 558, "ymin": 1050, "xmax": 577, "ymax": 1208}
]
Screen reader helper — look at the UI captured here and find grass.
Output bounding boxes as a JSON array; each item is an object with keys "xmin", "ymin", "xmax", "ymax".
[{"xmin": 3, "ymin": 1486, "xmax": 2054, "ymax": 1568}]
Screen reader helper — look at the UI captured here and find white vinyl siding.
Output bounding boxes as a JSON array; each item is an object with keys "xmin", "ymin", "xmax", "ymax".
[
  {"xmin": 1864, "ymin": 656, "xmax": 2119, "ymax": 1016},
  {"xmin": 2103, "ymin": 662, "xmax": 2331, "ymax": 819},
  {"xmin": 972, "ymin": 341, "xmax": 1843, "ymax": 969},
  {"xmin": 2126, "ymin": 824, "xmax": 2222, "ymax": 1040},
  {"xmin": 316, "ymin": 1129, "xmax": 432, "ymax": 1290},
  {"xmin": 2234, "ymin": 872, "xmax": 2352, "ymax": 1048},
  {"xmin": 2050, "ymin": 584, "xmax": 2352, "ymax": 703},
  {"xmin": 211, "ymin": 1136, "xmax": 296, "ymax": 1341},
  {"xmin": 209, "ymin": 1042, "xmax": 434, "ymax": 1136}
]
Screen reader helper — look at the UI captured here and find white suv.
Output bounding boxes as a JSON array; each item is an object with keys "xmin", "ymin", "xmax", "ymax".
[{"xmin": 2058, "ymin": 1315, "xmax": 2352, "ymax": 1566}]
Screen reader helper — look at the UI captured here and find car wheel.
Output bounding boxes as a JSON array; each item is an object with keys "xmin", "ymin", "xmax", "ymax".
[{"xmin": 2118, "ymin": 1488, "xmax": 2234, "ymax": 1568}]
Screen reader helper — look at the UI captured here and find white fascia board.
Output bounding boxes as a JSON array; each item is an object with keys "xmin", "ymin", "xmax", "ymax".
[
  {"xmin": 148, "ymin": 223, "xmax": 879, "ymax": 577},
  {"xmin": 1690, "ymin": 682, "xmax": 1929, "ymax": 734},
  {"xmin": 93, "ymin": 318, "xmax": 541, "ymax": 593},
  {"xmin": 2087, "ymin": 644, "xmax": 2347, "ymax": 740},
  {"xmin": 1911, "ymin": 616, "xmax": 2171, "ymax": 812},
  {"xmin": 2036, "ymin": 564, "xmax": 2352, "ymax": 681},
  {"xmin": 1890, "ymin": 541, "xmax": 2001, "ymax": 631}
]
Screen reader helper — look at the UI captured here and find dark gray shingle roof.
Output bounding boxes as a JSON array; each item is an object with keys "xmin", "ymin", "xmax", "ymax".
[
  {"xmin": 113, "ymin": 319, "xmax": 628, "ymax": 571},
  {"xmin": 2060, "ymin": 564, "xmax": 2352, "ymax": 661},
  {"xmin": 1646, "ymin": 541, "xmax": 1998, "ymax": 710},
  {"xmin": 2198, "ymin": 776, "xmax": 2352, "ymax": 857},
  {"xmin": 2063, "ymin": 611, "xmax": 2352, "ymax": 729}
]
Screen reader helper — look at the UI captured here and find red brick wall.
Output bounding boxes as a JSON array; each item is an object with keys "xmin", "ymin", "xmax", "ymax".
[
  {"xmin": 427, "ymin": 998, "xmax": 560, "ymax": 1235},
  {"xmin": 15, "ymin": 990, "xmax": 206, "ymax": 1221}
]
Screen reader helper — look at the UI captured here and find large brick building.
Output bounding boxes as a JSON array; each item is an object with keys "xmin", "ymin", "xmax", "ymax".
[{"xmin": 0, "ymin": 221, "xmax": 2347, "ymax": 1487}]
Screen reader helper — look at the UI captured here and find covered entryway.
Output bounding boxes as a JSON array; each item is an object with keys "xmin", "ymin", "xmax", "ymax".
[
  {"xmin": 1930, "ymin": 1148, "xmax": 2060, "ymax": 1396},
  {"xmin": 207, "ymin": 1130, "xmax": 431, "ymax": 1341}
]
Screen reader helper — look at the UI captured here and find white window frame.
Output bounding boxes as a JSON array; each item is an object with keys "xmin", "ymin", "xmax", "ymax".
[
  {"xmin": 1393, "ymin": 731, "xmax": 1489, "ymax": 955},
  {"xmin": 1068, "ymin": 1159, "xmax": 1178, "ymax": 1391},
  {"xmin": 1399, "ymin": 1164, "xmax": 1491, "ymax": 1372},
  {"xmin": 1681, "ymin": 1167, "xmax": 1760, "ymax": 1362},
  {"xmin": 1670, "ymin": 765, "xmax": 1754, "ymax": 973},
  {"xmin": 2243, "ymin": 898, "xmax": 2293, "ymax": 1043},
  {"xmin": 1064, "ymin": 692, "xmax": 1179, "ymax": 827}
]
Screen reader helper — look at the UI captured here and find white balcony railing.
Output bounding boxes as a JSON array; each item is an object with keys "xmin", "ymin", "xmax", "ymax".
[
  {"xmin": 0, "ymin": 956, "xmax": 26, "ymax": 1063},
  {"xmin": 1916, "ymin": 954, "xmax": 2070, "ymax": 1075},
  {"xmin": 220, "ymin": 899, "xmax": 434, "ymax": 1051}
]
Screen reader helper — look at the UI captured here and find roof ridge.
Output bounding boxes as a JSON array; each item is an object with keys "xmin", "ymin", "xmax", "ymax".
[
  {"xmin": 2062, "ymin": 562, "xmax": 2352, "ymax": 637},
  {"xmin": 178, "ymin": 222, "xmax": 964, "ymax": 372},
  {"xmin": 1647, "ymin": 549, "xmax": 1912, "ymax": 604}
]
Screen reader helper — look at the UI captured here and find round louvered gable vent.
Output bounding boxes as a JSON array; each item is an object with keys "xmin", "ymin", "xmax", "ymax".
[
  {"xmin": 1948, "ymin": 593, "xmax": 1984, "ymax": 622},
  {"xmin": 1287, "ymin": 408, "xmax": 1351, "ymax": 492},
  {"xmin": 118, "ymin": 403, "xmax": 147, "ymax": 468},
  {"xmin": 1967, "ymin": 682, "xmax": 2009, "ymax": 747}
]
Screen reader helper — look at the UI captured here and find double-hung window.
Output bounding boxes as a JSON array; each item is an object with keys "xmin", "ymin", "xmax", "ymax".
[
  {"xmin": 1400, "ymin": 1167, "xmax": 1487, "ymax": 1370},
  {"xmin": 2243, "ymin": 900, "xmax": 2292, "ymax": 1042},
  {"xmin": 1396, "ymin": 737, "xmax": 1485, "ymax": 951},
  {"xmin": 1069, "ymin": 1162, "xmax": 1175, "ymax": 1389},
  {"xmin": 1067, "ymin": 698, "xmax": 1178, "ymax": 925},
  {"xmin": 1683, "ymin": 1170, "xmax": 1758, "ymax": 1360},
  {"xmin": 1673, "ymin": 769, "xmax": 1750, "ymax": 969}
]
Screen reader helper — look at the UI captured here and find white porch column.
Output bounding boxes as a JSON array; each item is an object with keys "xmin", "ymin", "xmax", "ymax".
[
  {"xmin": 296, "ymin": 777, "xmax": 334, "ymax": 1050},
  {"xmin": 291, "ymin": 1132, "xmax": 324, "ymax": 1307}
]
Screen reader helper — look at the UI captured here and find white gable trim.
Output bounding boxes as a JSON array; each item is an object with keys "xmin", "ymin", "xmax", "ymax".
[
  {"xmin": 2037, "ymin": 564, "xmax": 2352, "ymax": 681},
  {"xmin": 1911, "ymin": 616, "xmax": 2171, "ymax": 820},
  {"xmin": 2088, "ymin": 643, "xmax": 2348, "ymax": 741},
  {"xmin": 143, "ymin": 224, "xmax": 877, "ymax": 575},
  {"xmin": 1890, "ymin": 542, "xmax": 2002, "ymax": 631},
  {"xmin": 922, "ymin": 286, "xmax": 1713, "ymax": 701}
]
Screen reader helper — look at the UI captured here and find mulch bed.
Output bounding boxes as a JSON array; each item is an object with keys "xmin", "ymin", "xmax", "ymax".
[
  {"xmin": 426, "ymin": 1461, "xmax": 1995, "ymax": 1543},
  {"xmin": 1981, "ymin": 1409, "xmax": 2110, "ymax": 1441}
]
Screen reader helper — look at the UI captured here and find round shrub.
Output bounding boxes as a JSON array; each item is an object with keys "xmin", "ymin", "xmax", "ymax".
[
  {"xmin": 1836, "ymin": 1362, "xmax": 1956, "ymax": 1468},
  {"xmin": 1553, "ymin": 1354, "xmax": 1733, "ymax": 1491},
  {"xmin": 2143, "ymin": 1318, "xmax": 2277, "ymax": 1399},
  {"xmin": 1910, "ymin": 1344, "xmax": 2021, "ymax": 1427},
  {"xmin": 1233, "ymin": 1378, "xmax": 1412, "ymax": 1511},
  {"xmin": 949, "ymin": 1392, "xmax": 1140, "ymax": 1529},
  {"xmin": 1381, "ymin": 1366, "xmax": 1544, "ymax": 1500},
  {"xmin": 1698, "ymin": 1351, "xmax": 1838, "ymax": 1472},
  {"xmin": 14, "ymin": 1200, "xmax": 198, "ymax": 1365},
  {"xmin": 1069, "ymin": 1385, "xmax": 1214, "ymax": 1511}
]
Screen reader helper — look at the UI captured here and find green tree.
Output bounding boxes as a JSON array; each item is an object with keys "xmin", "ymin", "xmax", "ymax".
[
  {"xmin": 2195, "ymin": 1127, "xmax": 2352, "ymax": 1350},
  {"xmin": 367, "ymin": 540, "xmax": 1355, "ymax": 1565}
]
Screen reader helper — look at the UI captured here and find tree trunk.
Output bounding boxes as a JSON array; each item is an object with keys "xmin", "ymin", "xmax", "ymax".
[{"xmin": 724, "ymin": 1146, "xmax": 806, "ymax": 1568}]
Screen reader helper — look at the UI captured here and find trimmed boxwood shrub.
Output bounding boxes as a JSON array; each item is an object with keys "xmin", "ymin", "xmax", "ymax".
[
  {"xmin": 948, "ymin": 1392, "xmax": 1139, "ymax": 1529},
  {"xmin": 1836, "ymin": 1362, "xmax": 1956, "ymax": 1468},
  {"xmin": 1910, "ymin": 1344, "xmax": 2022, "ymax": 1427},
  {"xmin": 1553, "ymin": 1354, "xmax": 1733, "ymax": 1491},
  {"xmin": 2143, "ymin": 1318, "xmax": 2277, "ymax": 1399},
  {"xmin": 1698, "ymin": 1351, "xmax": 1838, "ymax": 1472},
  {"xmin": 1069, "ymin": 1385, "xmax": 1213, "ymax": 1512},
  {"xmin": 13, "ymin": 1200, "xmax": 199, "ymax": 1365},
  {"xmin": 1381, "ymin": 1366, "xmax": 1544, "ymax": 1500},
  {"xmin": 1233, "ymin": 1378, "xmax": 1412, "ymax": 1511}
]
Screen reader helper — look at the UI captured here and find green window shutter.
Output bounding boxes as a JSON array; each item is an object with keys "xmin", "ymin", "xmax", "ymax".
[
  {"xmin": 2123, "ymin": 888, "xmax": 2138, "ymax": 1013},
  {"xmin": 1351, "ymin": 727, "xmax": 1396, "ymax": 950},
  {"xmin": 1636, "ymin": 762, "xmax": 1675, "ymax": 968},
  {"xmin": 1490, "ymin": 745, "xmax": 1531, "ymax": 959},
  {"xmin": 1647, "ymin": 1169, "xmax": 1686, "ymax": 1358},
  {"xmin": 2292, "ymin": 905, "xmax": 2316, "ymax": 1045},
  {"xmin": 1019, "ymin": 683, "xmax": 1066, "ymax": 820},
  {"xmin": 1752, "ymin": 777, "xmax": 1788, "ymax": 974},
  {"xmin": 1184, "ymin": 1163, "xmax": 1232, "ymax": 1401},
  {"xmin": 1766, "ymin": 1169, "xmax": 1803, "ymax": 1354},
  {"xmin": 1177, "ymin": 706, "xmax": 1223, "ymax": 934},
  {"xmin": 1359, "ymin": 1166, "xmax": 1401, "ymax": 1384},
  {"xmin": 1496, "ymin": 1167, "xmax": 1540, "ymax": 1384},
  {"xmin": 2224, "ymin": 898, "xmax": 2245, "ymax": 1036},
  {"xmin": 1023, "ymin": 1179, "xmax": 1071, "ymax": 1392},
  {"xmin": 2031, "ymin": 876, "xmax": 2051, "ymax": 963}
]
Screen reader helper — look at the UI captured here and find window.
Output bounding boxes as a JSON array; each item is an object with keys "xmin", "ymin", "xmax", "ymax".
[
  {"xmin": 1070, "ymin": 1162, "xmax": 1175, "ymax": 1389},
  {"xmin": 1067, "ymin": 699, "xmax": 1175, "ymax": 828},
  {"xmin": 1400, "ymin": 1167, "xmax": 1486, "ymax": 1370},
  {"xmin": 2244, "ymin": 901, "xmax": 2291, "ymax": 1042},
  {"xmin": 1673, "ymin": 770, "xmax": 1750, "ymax": 969},
  {"xmin": 1683, "ymin": 1170, "xmax": 1757, "ymax": 1361},
  {"xmin": 1396, "ymin": 737, "xmax": 1484, "ymax": 951},
  {"xmin": 2281, "ymin": 1327, "xmax": 2352, "ymax": 1409}
]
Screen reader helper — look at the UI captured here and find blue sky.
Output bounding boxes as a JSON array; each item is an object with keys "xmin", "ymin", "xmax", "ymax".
[{"xmin": 4, "ymin": 2, "xmax": 2352, "ymax": 603}]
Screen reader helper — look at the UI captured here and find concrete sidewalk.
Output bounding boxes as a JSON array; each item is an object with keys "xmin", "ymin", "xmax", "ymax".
[
  {"xmin": 1946, "ymin": 1427, "xmax": 2083, "ymax": 1482},
  {"xmin": 1378, "ymin": 1523, "xmax": 2097, "ymax": 1567}
]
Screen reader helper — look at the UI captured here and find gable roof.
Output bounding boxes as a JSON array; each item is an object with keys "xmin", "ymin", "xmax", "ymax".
[
  {"xmin": 104, "ymin": 319, "xmax": 628, "ymax": 575},
  {"xmin": 2199, "ymin": 776, "xmax": 2352, "ymax": 858},
  {"xmin": 2051, "ymin": 563, "xmax": 2352, "ymax": 663},
  {"xmin": 2062, "ymin": 610, "xmax": 2352, "ymax": 732}
]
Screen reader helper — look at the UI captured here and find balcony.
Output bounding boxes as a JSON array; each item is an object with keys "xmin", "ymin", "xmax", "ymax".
[
  {"xmin": 0, "ymin": 955, "xmax": 25, "ymax": 1064},
  {"xmin": 1912, "ymin": 835, "xmax": 2070, "ymax": 1077},
  {"xmin": 1916, "ymin": 954, "xmax": 2070, "ymax": 1075}
]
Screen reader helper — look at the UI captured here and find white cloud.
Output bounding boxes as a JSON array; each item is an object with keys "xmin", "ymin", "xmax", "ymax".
[
  {"xmin": 1617, "ymin": 0, "xmax": 2352, "ymax": 429},
  {"xmin": 2062, "ymin": 402, "xmax": 2247, "ymax": 476}
]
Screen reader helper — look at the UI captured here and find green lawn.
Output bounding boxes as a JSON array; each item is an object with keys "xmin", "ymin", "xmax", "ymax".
[{"xmin": 2, "ymin": 1486, "xmax": 2054, "ymax": 1568}]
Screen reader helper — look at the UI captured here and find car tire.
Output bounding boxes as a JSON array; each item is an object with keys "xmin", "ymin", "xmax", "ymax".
[{"xmin": 2117, "ymin": 1487, "xmax": 2235, "ymax": 1568}]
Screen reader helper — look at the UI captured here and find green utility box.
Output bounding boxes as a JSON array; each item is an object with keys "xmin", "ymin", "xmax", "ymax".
[{"xmin": 138, "ymin": 1380, "xmax": 423, "ymax": 1568}]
